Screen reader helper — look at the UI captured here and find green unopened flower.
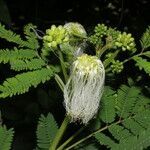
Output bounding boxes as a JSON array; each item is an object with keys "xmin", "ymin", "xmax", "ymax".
[
  {"xmin": 43, "ymin": 25, "xmax": 69, "ymax": 48},
  {"xmin": 64, "ymin": 54, "xmax": 105, "ymax": 124},
  {"xmin": 94, "ymin": 24, "xmax": 107, "ymax": 37},
  {"xmin": 115, "ymin": 32, "xmax": 135, "ymax": 51},
  {"xmin": 64, "ymin": 22, "xmax": 87, "ymax": 38},
  {"xmin": 111, "ymin": 60, "xmax": 123, "ymax": 73}
]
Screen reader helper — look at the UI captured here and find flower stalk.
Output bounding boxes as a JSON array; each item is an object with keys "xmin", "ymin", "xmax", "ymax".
[{"xmin": 49, "ymin": 116, "xmax": 70, "ymax": 150}]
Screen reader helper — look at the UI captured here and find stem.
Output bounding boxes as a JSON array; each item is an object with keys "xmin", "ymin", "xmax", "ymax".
[
  {"xmin": 50, "ymin": 116, "xmax": 70, "ymax": 150},
  {"xmin": 122, "ymin": 52, "xmax": 144, "ymax": 64},
  {"xmin": 103, "ymin": 50, "xmax": 119, "ymax": 68},
  {"xmin": 58, "ymin": 51, "xmax": 68, "ymax": 83},
  {"xmin": 50, "ymin": 50, "xmax": 70, "ymax": 150},
  {"xmin": 65, "ymin": 120, "xmax": 121, "ymax": 150},
  {"xmin": 54, "ymin": 74, "xmax": 65, "ymax": 92},
  {"xmin": 96, "ymin": 38, "xmax": 113, "ymax": 58},
  {"xmin": 57, "ymin": 127, "xmax": 86, "ymax": 150}
]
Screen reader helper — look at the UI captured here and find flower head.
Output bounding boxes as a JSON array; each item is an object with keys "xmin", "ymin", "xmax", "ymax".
[
  {"xmin": 115, "ymin": 32, "xmax": 136, "ymax": 51},
  {"xmin": 111, "ymin": 60, "xmax": 124, "ymax": 73},
  {"xmin": 43, "ymin": 25, "xmax": 69, "ymax": 48},
  {"xmin": 64, "ymin": 22, "xmax": 87, "ymax": 38},
  {"xmin": 64, "ymin": 54, "xmax": 105, "ymax": 124}
]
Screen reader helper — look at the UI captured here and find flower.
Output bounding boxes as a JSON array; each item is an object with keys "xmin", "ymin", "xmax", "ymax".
[
  {"xmin": 115, "ymin": 32, "xmax": 136, "ymax": 51},
  {"xmin": 111, "ymin": 60, "xmax": 124, "ymax": 73},
  {"xmin": 64, "ymin": 54, "xmax": 105, "ymax": 124},
  {"xmin": 94, "ymin": 24, "xmax": 107, "ymax": 37},
  {"xmin": 64, "ymin": 22, "xmax": 87, "ymax": 38},
  {"xmin": 43, "ymin": 25, "xmax": 69, "ymax": 48}
]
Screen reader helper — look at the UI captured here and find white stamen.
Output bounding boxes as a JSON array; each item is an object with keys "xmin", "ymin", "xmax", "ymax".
[{"xmin": 64, "ymin": 54, "xmax": 105, "ymax": 124}]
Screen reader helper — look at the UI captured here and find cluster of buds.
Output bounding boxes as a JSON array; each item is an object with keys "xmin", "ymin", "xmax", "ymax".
[
  {"xmin": 89, "ymin": 24, "xmax": 108, "ymax": 46},
  {"xmin": 94, "ymin": 24, "xmax": 108, "ymax": 37},
  {"xmin": 115, "ymin": 32, "xmax": 135, "ymax": 51},
  {"xmin": 43, "ymin": 25, "xmax": 69, "ymax": 48},
  {"xmin": 43, "ymin": 23, "xmax": 87, "ymax": 49},
  {"xmin": 111, "ymin": 60, "xmax": 123, "ymax": 73},
  {"xmin": 64, "ymin": 54, "xmax": 105, "ymax": 124}
]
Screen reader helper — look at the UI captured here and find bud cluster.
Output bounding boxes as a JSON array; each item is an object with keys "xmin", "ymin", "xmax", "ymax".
[
  {"xmin": 43, "ymin": 25, "xmax": 69, "ymax": 48},
  {"xmin": 111, "ymin": 60, "xmax": 123, "ymax": 73},
  {"xmin": 115, "ymin": 32, "xmax": 135, "ymax": 51},
  {"xmin": 89, "ymin": 24, "xmax": 107, "ymax": 46}
]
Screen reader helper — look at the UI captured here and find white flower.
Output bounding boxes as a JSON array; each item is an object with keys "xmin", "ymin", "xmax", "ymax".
[
  {"xmin": 64, "ymin": 54, "xmax": 105, "ymax": 124},
  {"xmin": 64, "ymin": 22, "xmax": 87, "ymax": 38}
]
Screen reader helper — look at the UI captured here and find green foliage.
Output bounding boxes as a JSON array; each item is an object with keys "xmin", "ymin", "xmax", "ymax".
[
  {"xmin": 142, "ymin": 51, "xmax": 150, "ymax": 58},
  {"xmin": 0, "ymin": 23, "xmax": 35, "ymax": 49},
  {"xmin": 0, "ymin": 48, "xmax": 37, "ymax": 63},
  {"xmin": 0, "ymin": 125, "xmax": 14, "ymax": 150},
  {"xmin": 0, "ymin": 23, "xmax": 61, "ymax": 99},
  {"xmin": 140, "ymin": 26, "xmax": 150, "ymax": 49},
  {"xmin": 94, "ymin": 132, "xmax": 116, "ymax": 148},
  {"xmin": 10, "ymin": 58, "xmax": 46, "ymax": 71},
  {"xmin": 23, "ymin": 23, "xmax": 39, "ymax": 49},
  {"xmin": 133, "ymin": 56, "xmax": 150, "ymax": 75},
  {"xmin": 0, "ymin": 22, "xmax": 150, "ymax": 150},
  {"xmin": 108, "ymin": 124, "xmax": 132, "ymax": 141},
  {"xmin": 111, "ymin": 127, "xmax": 150, "ymax": 150},
  {"xmin": 94, "ymin": 85, "xmax": 150, "ymax": 150},
  {"xmin": 116, "ymin": 85, "xmax": 141, "ymax": 118},
  {"xmin": 123, "ymin": 118, "xmax": 145, "ymax": 135},
  {"xmin": 36, "ymin": 113, "xmax": 58, "ymax": 149},
  {"xmin": 99, "ymin": 86, "xmax": 116, "ymax": 123},
  {"xmin": 0, "ymin": 68, "xmax": 58, "ymax": 98},
  {"xmin": 75, "ymin": 142, "xmax": 98, "ymax": 150}
]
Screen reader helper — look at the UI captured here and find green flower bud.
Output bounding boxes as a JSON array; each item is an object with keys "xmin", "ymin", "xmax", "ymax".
[
  {"xmin": 111, "ymin": 60, "xmax": 124, "ymax": 73},
  {"xmin": 64, "ymin": 22, "xmax": 87, "ymax": 38},
  {"xmin": 43, "ymin": 25, "xmax": 69, "ymax": 48},
  {"xmin": 115, "ymin": 32, "xmax": 136, "ymax": 52},
  {"xmin": 94, "ymin": 24, "xmax": 107, "ymax": 37}
]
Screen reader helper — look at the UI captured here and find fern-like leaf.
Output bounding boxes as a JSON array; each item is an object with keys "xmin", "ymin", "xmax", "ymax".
[
  {"xmin": 94, "ymin": 132, "xmax": 117, "ymax": 148},
  {"xmin": 140, "ymin": 26, "xmax": 150, "ymax": 49},
  {"xmin": 111, "ymin": 127, "xmax": 150, "ymax": 150},
  {"xmin": 108, "ymin": 124, "xmax": 132, "ymax": 142},
  {"xmin": 99, "ymin": 86, "xmax": 116, "ymax": 123},
  {"xmin": 133, "ymin": 56, "xmax": 150, "ymax": 75},
  {"xmin": 123, "ymin": 118, "xmax": 145, "ymax": 135},
  {"xmin": 142, "ymin": 51, "xmax": 150, "ymax": 58},
  {"xmin": 37, "ymin": 113, "xmax": 58, "ymax": 149},
  {"xmin": 0, "ymin": 67, "xmax": 58, "ymax": 98},
  {"xmin": 23, "ymin": 23, "xmax": 39, "ymax": 49},
  {"xmin": 0, "ymin": 23, "xmax": 32, "ymax": 48},
  {"xmin": 93, "ymin": 85, "xmax": 150, "ymax": 150},
  {"xmin": 132, "ymin": 95, "xmax": 150, "ymax": 114},
  {"xmin": 116, "ymin": 85, "xmax": 140, "ymax": 118},
  {"xmin": 0, "ymin": 48, "xmax": 37, "ymax": 63},
  {"xmin": 10, "ymin": 58, "xmax": 46, "ymax": 71},
  {"xmin": 0, "ymin": 125, "xmax": 14, "ymax": 150},
  {"xmin": 133, "ymin": 110, "xmax": 150, "ymax": 129}
]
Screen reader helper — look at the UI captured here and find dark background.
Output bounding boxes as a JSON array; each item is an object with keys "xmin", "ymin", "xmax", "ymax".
[
  {"xmin": 1, "ymin": 0, "xmax": 150, "ymax": 37},
  {"xmin": 0, "ymin": 0, "xmax": 149, "ymax": 149}
]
